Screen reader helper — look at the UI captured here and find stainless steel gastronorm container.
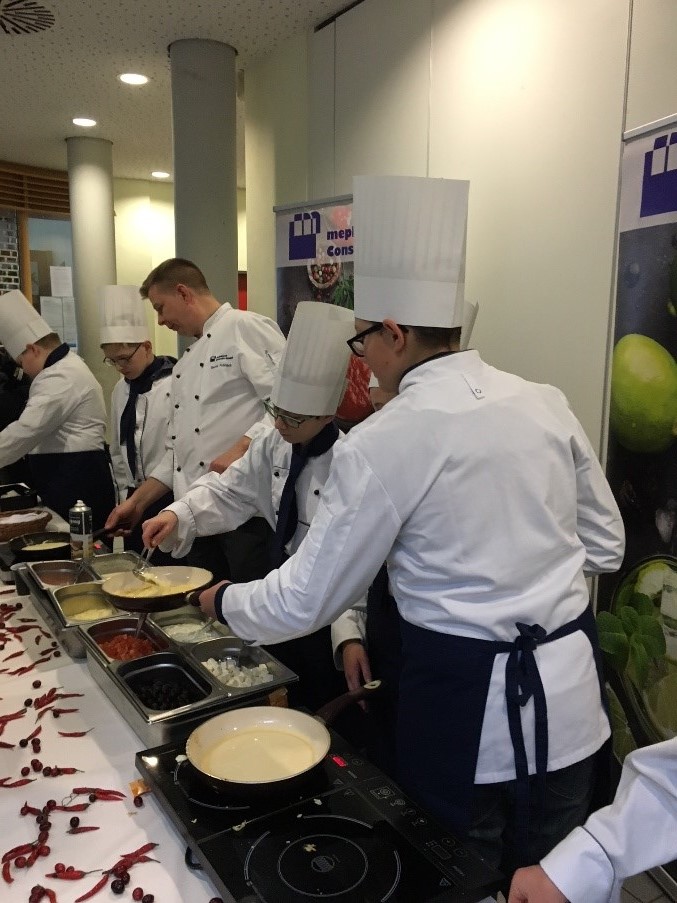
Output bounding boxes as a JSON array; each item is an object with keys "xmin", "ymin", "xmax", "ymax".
[
  {"xmin": 149, "ymin": 605, "xmax": 232, "ymax": 644},
  {"xmin": 80, "ymin": 620, "xmax": 298, "ymax": 747},
  {"xmin": 27, "ymin": 560, "xmax": 98, "ymax": 590},
  {"xmin": 87, "ymin": 551, "xmax": 144, "ymax": 579}
]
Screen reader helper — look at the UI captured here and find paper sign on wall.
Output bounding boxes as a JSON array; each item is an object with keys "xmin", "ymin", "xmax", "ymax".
[{"xmin": 49, "ymin": 265, "xmax": 73, "ymax": 298}]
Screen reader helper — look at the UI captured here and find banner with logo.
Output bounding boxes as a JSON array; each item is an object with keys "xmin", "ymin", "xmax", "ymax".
[
  {"xmin": 275, "ymin": 196, "xmax": 372, "ymax": 424},
  {"xmin": 598, "ymin": 124, "xmax": 677, "ymax": 820}
]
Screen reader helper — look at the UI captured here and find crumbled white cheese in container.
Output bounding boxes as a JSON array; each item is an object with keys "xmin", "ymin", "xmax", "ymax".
[
  {"xmin": 203, "ymin": 657, "xmax": 274, "ymax": 688},
  {"xmin": 163, "ymin": 622, "xmax": 221, "ymax": 643}
]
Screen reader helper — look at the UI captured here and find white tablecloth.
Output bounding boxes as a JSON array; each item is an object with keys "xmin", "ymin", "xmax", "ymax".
[{"xmin": 0, "ymin": 589, "xmax": 222, "ymax": 903}]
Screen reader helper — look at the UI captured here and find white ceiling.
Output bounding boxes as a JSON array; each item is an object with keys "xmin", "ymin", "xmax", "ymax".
[{"xmin": 0, "ymin": 0, "xmax": 350, "ymax": 186}]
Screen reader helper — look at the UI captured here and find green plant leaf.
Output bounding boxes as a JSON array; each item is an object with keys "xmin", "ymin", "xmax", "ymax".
[
  {"xmin": 627, "ymin": 635, "xmax": 650, "ymax": 690},
  {"xmin": 615, "ymin": 582, "xmax": 635, "ymax": 610},
  {"xmin": 619, "ymin": 606, "xmax": 640, "ymax": 636},
  {"xmin": 596, "ymin": 611, "xmax": 630, "ymax": 672},
  {"xmin": 630, "ymin": 593, "xmax": 656, "ymax": 616},
  {"xmin": 636, "ymin": 615, "xmax": 667, "ymax": 659}
]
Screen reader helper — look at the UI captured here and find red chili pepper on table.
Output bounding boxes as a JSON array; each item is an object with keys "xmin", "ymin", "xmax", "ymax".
[
  {"xmin": 56, "ymin": 692, "xmax": 84, "ymax": 700},
  {"xmin": 2, "ymin": 841, "xmax": 35, "ymax": 862},
  {"xmin": 2, "ymin": 650, "xmax": 23, "ymax": 661},
  {"xmin": 46, "ymin": 868, "xmax": 89, "ymax": 879},
  {"xmin": 52, "ymin": 707, "xmax": 79, "ymax": 716},
  {"xmin": 44, "ymin": 889, "xmax": 57, "ymax": 903},
  {"xmin": 20, "ymin": 801, "xmax": 41, "ymax": 816},
  {"xmin": 58, "ymin": 730, "xmax": 93, "ymax": 738},
  {"xmin": 1, "ymin": 859, "xmax": 12, "ymax": 883},
  {"xmin": 0, "ymin": 777, "xmax": 35, "ymax": 788},
  {"xmin": 74, "ymin": 871, "xmax": 109, "ymax": 901},
  {"xmin": 54, "ymin": 802, "xmax": 89, "ymax": 812},
  {"xmin": 68, "ymin": 825, "xmax": 99, "ymax": 834},
  {"xmin": 26, "ymin": 725, "xmax": 42, "ymax": 741},
  {"xmin": 36, "ymin": 705, "xmax": 55, "ymax": 721},
  {"xmin": 0, "ymin": 741, "xmax": 14, "ymax": 749},
  {"xmin": 73, "ymin": 787, "xmax": 125, "ymax": 799}
]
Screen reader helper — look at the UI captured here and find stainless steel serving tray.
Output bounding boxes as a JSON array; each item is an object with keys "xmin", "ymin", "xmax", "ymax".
[
  {"xmin": 27, "ymin": 560, "xmax": 98, "ymax": 591},
  {"xmin": 12, "ymin": 563, "xmax": 87, "ymax": 659},
  {"xmin": 148, "ymin": 605, "xmax": 232, "ymax": 644},
  {"xmin": 87, "ymin": 551, "xmax": 144, "ymax": 580},
  {"xmin": 80, "ymin": 619, "xmax": 298, "ymax": 747},
  {"xmin": 189, "ymin": 636, "xmax": 297, "ymax": 699},
  {"xmin": 49, "ymin": 582, "xmax": 120, "ymax": 628}
]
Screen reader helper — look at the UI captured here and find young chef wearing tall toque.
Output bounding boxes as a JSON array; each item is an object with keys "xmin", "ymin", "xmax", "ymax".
[
  {"xmin": 105, "ymin": 258, "xmax": 286, "ymax": 582},
  {"xmin": 194, "ymin": 174, "xmax": 626, "ymax": 879},
  {"xmin": 100, "ymin": 285, "xmax": 177, "ymax": 561},
  {"xmin": 0, "ymin": 289, "xmax": 115, "ymax": 529},
  {"xmin": 143, "ymin": 300, "xmax": 358, "ymax": 710}
]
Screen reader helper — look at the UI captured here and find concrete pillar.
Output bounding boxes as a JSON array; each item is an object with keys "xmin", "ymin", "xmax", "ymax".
[
  {"xmin": 65, "ymin": 136, "xmax": 117, "ymax": 403},
  {"xmin": 170, "ymin": 39, "xmax": 238, "ymax": 308}
]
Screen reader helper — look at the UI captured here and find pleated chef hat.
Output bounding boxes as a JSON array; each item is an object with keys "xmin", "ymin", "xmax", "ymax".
[
  {"xmin": 353, "ymin": 175, "xmax": 469, "ymax": 328},
  {"xmin": 99, "ymin": 285, "xmax": 149, "ymax": 344},
  {"xmin": 271, "ymin": 301, "xmax": 354, "ymax": 415},
  {"xmin": 0, "ymin": 290, "xmax": 53, "ymax": 359}
]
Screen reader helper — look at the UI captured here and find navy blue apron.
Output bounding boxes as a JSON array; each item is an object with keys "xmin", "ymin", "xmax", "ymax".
[
  {"xmin": 396, "ymin": 604, "xmax": 607, "ymax": 860},
  {"xmin": 28, "ymin": 448, "xmax": 116, "ymax": 532}
]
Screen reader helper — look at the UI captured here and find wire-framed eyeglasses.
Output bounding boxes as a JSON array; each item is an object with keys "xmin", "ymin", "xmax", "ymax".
[
  {"xmin": 103, "ymin": 344, "xmax": 143, "ymax": 368},
  {"xmin": 263, "ymin": 398, "xmax": 314, "ymax": 429}
]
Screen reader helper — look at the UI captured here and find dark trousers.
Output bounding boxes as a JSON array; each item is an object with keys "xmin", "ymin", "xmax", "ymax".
[
  {"xmin": 187, "ymin": 516, "xmax": 274, "ymax": 583},
  {"xmin": 465, "ymin": 752, "xmax": 597, "ymax": 885}
]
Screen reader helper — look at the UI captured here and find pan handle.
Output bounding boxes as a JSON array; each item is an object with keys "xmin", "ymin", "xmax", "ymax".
[
  {"xmin": 314, "ymin": 679, "xmax": 382, "ymax": 726},
  {"xmin": 184, "ymin": 846, "xmax": 202, "ymax": 871}
]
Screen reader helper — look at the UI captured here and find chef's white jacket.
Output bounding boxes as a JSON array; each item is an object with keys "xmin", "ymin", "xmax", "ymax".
[
  {"xmin": 542, "ymin": 737, "xmax": 677, "ymax": 903},
  {"xmin": 150, "ymin": 304, "xmax": 285, "ymax": 498},
  {"xmin": 0, "ymin": 350, "xmax": 107, "ymax": 467},
  {"xmin": 162, "ymin": 424, "xmax": 341, "ymax": 565},
  {"xmin": 218, "ymin": 351, "xmax": 626, "ymax": 782},
  {"xmin": 110, "ymin": 373, "xmax": 174, "ymax": 495}
]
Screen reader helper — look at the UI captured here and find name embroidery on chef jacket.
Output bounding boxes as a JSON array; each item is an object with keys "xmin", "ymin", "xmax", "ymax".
[{"xmin": 209, "ymin": 353, "xmax": 234, "ymax": 369}]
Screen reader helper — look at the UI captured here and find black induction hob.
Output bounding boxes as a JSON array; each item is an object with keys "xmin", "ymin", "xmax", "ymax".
[{"xmin": 136, "ymin": 729, "xmax": 503, "ymax": 903}]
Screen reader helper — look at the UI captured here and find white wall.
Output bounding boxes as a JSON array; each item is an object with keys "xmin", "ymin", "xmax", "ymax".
[
  {"xmin": 291, "ymin": 0, "xmax": 631, "ymax": 449},
  {"xmin": 626, "ymin": 0, "xmax": 677, "ymax": 132}
]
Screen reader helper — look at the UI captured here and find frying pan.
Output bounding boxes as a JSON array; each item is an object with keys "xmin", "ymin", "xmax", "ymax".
[
  {"xmin": 185, "ymin": 680, "xmax": 381, "ymax": 799},
  {"xmin": 9, "ymin": 531, "xmax": 71, "ymax": 562},
  {"xmin": 100, "ymin": 565, "xmax": 213, "ymax": 612}
]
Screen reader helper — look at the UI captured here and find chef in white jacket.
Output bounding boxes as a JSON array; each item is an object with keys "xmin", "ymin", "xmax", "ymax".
[
  {"xmin": 0, "ymin": 289, "xmax": 115, "ymax": 529},
  {"xmin": 100, "ymin": 284, "xmax": 176, "ymax": 560},
  {"xmin": 143, "ymin": 300, "xmax": 357, "ymax": 710},
  {"xmin": 195, "ymin": 175, "xmax": 626, "ymax": 878},
  {"xmin": 508, "ymin": 737, "xmax": 677, "ymax": 903},
  {"xmin": 106, "ymin": 258, "xmax": 286, "ymax": 581}
]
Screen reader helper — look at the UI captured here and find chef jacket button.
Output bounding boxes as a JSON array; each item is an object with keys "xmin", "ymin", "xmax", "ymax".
[
  {"xmin": 200, "ymin": 362, "xmax": 204, "ymax": 368},
  {"xmin": 171, "ymin": 435, "xmax": 176, "ymax": 440},
  {"xmin": 199, "ymin": 461, "xmax": 205, "ymax": 467},
  {"xmin": 194, "ymin": 394, "xmax": 199, "ymax": 400},
  {"xmin": 165, "ymin": 392, "xmax": 170, "ymax": 397},
  {"xmin": 174, "ymin": 403, "xmax": 179, "ymax": 409},
  {"xmin": 176, "ymin": 466, "xmax": 182, "ymax": 472},
  {"xmin": 273, "ymin": 471, "xmax": 279, "ymax": 477},
  {"xmin": 176, "ymin": 373, "xmax": 180, "ymax": 378},
  {"xmin": 206, "ymin": 333, "xmax": 211, "ymax": 338},
  {"xmin": 314, "ymin": 489, "xmax": 320, "ymax": 496}
]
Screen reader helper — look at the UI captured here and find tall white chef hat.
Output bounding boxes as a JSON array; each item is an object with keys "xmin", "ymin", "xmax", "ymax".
[
  {"xmin": 353, "ymin": 175, "xmax": 469, "ymax": 328},
  {"xmin": 99, "ymin": 285, "xmax": 149, "ymax": 345},
  {"xmin": 271, "ymin": 301, "xmax": 354, "ymax": 415},
  {"xmin": 0, "ymin": 290, "xmax": 53, "ymax": 360}
]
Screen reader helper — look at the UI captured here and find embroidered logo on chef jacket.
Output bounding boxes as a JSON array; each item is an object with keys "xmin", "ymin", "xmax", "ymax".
[
  {"xmin": 641, "ymin": 131, "xmax": 677, "ymax": 217},
  {"xmin": 288, "ymin": 211, "xmax": 320, "ymax": 260},
  {"xmin": 209, "ymin": 353, "xmax": 234, "ymax": 369}
]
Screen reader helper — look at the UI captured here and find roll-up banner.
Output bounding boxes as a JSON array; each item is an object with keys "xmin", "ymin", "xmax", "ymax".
[
  {"xmin": 599, "ymin": 119, "xmax": 677, "ymax": 899},
  {"xmin": 274, "ymin": 196, "xmax": 372, "ymax": 425}
]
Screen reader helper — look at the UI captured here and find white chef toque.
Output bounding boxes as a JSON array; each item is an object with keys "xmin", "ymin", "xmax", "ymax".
[
  {"xmin": 99, "ymin": 285, "xmax": 149, "ymax": 345},
  {"xmin": 353, "ymin": 175, "xmax": 469, "ymax": 328},
  {"xmin": 271, "ymin": 301, "xmax": 354, "ymax": 416},
  {"xmin": 0, "ymin": 290, "xmax": 53, "ymax": 360}
]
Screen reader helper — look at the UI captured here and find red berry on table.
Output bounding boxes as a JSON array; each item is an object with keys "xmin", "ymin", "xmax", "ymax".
[
  {"xmin": 132, "ymin": 890, "xmax": 144, "ymax": 902},
  {"xmin": 32, "ymin": 679, "xmax": 41, "ymax": 688},
  {"xmin": 133, "ymin": 795, "xmax": 144, "ymax": 808}
]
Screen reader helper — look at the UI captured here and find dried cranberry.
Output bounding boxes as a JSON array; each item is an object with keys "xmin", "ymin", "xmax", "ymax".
[
  {"xmin": 52, "ymin": 711, "xmax": 60, "ymax": 718},
  {"xmin": 15, "ymin": 855, "xmax": 27, "ymax": 868},
  {"xmin": 132, "ymin": 889, "xmax": 144, "ymax": 902},
  {"xmin": 66, "ymin": 865, "xmax": 75, "ymax": 873},
  {"xmin": 38, "ymin": 845, "xmax": 49, "ymax": 857},
  {"xmin": 111, "ymin": 878, "xmax": 125, "ymax": 894},
  {"xmin": 46, "ymin": 800, "xmax": 56, "ymax": 810},
  {"xmin": 32, "ymin": 679, "xmax": 41, "ymax": 688},
  {"xmin": 19, "ymin": 738, "xmax": 28, "ymax": 748},
  {"xmin": 31, "ymin": 759, "xmax": 42, "ymax": 772},
  {"xmin": 88, "ymin": 793, "xmax": 97, "ymax": 803},
  {"xmin": 55, "ymin": 863, "xmax": 65, "ymax": 873},
  {"xmin": 38, "ymin": 830, "xmax": 49, "ymax": 843},
  {"xmin": 69, "ymin": 815, "xmax": 80, "ymax": 828},
  {"xmin": 24, "ymin": 698, "xmax": 32, "ymax": 706},
  {"xmin": 133, "ymin": 795, "xmax": 144, "ymax": 808},
  {"xmin": 121, "ymin": 871, "xmax": 130, "ymax": 885},
  {"xmin": 53, "ymin": 651, "xmax": 61, "ymax": 657},
  {"xmin": 42, "ymin": 766, "xmax": 52, "ymax": 776},
  {"xmin": 21, "ymin": 766, "xmax": 30, "ymax": 777},
  {"xmin": 141, "ymin": 895, "xmax": 154, "ymax": 903}
]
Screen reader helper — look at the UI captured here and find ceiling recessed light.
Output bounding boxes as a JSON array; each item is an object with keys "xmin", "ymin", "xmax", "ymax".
[
  {"xmin": 72, "ymin": 117, "xmax": 97, "ymax": 128},
  {"xmin": 151, "ymin": 171, "xmax": 170, "ymax": 179},
  {"xmin": 119, "ymin": 73, "xmax": 148, "ymax": 86}
]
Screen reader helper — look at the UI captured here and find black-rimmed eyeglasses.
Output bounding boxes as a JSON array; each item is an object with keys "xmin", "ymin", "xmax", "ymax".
[
  {"xmin": 263, "ymin": 398, "xmax": 312, "ymax": 429},
  {"xmin": 103, "ymin": 344, "xmax": 143, "ymax": 368},
  {"xmin": 346, "ymin": 323, "xmax": 384, "ymax": 357}
]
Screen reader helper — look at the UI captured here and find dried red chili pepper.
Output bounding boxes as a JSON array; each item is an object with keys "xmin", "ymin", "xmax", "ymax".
[
  {"xmin": 73, "ymin": 787, "xmax": 125, "ymax": 799},
  {"xmin": 0, "ymin": 741, "xmax": 14, "ymax": 749},
  {"xmin": 20, "ymin": 801, "xmax": 41, "ymax": 816},
  {"xmin": 36, "ymin": 706, "xmax": 55, "ymax": 721},
  {"xmin": 56, "ymin": 692, "xmax": 84, "ymax": 700},
  {"xmin": 74, "ymin": 871, "xmax": 110, "ymax": 901},
  {"xmin": 2, "ymin": 841, "xmax": 34, "ymax": 862},
  {"xmin": 1, "ymin": 859, "xmax": 11, "ymax": 883},
  {"xmin": 0, "ymin": 707, "xmax": 26, "ymax": 721},
  {"xmin": 51, "ymin": 767, "xmax": 82, "ymax": 775},
  {"xmin": 46, "ymin": 869, "xmax": 89, "ymax": 879},
  {"xmin": 53, "ymin": 802, "xmax": 89, "ymax": 812},
  {"xmin": 52, "ymin": 708, "xmax": 79, "ymax": 716},
  {"xmin": 57, "ymin": 730, "xmax": 92, "ymax": 738},
  {"xmin": 118, "ymin": 842, "xmax": 158, "ymax": 863},
  {"xmin": 0, "ymin": 777, "xmax": 35, "ymax": 788},
  {"xmin": 44, "ymin": 889, "xmax": 57, "ymax": 903},
  {"xmin": 2, "ymin": 650, "xmax": 23, "ymax": 661},
  {"xmin": 26, "ymin": 725, "xmax": 42, "ymax": 741},
  {"xmin": 68, "ymin": 825, "xmax": 99, "ymax": 834}
]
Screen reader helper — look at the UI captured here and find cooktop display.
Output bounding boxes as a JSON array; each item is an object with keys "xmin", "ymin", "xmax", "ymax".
[{"xmin": 136, "ymin": 729, "xmax": 503, "ymax": 903}]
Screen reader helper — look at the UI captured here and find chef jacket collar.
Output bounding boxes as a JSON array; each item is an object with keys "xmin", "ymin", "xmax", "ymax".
[
  {"xmin": 198, "ymin": 302, "xmax": 232, "ymax": 337},
  {"xmin": 399, "ymin": 350, "xmax": 457, "ymax": 383},
  {"xmin": 398, "ymin": 348, "xmax": 479, "ymax": 390}
]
